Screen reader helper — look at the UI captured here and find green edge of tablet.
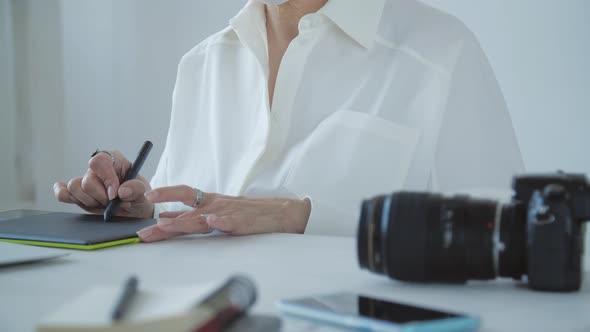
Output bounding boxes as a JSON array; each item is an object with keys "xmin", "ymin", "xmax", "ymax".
[{"xmin": 0, "ymin": 237, "xmax": 141, "ymax": 250}]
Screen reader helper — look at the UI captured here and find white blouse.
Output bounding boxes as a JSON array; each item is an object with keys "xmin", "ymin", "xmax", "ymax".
[{"xmin": 150, "ymin": 0, "xmax": 525, "ymax": 236}]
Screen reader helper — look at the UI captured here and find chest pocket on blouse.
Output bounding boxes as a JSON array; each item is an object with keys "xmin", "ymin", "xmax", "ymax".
[{"xmin": 283, "ymin": 110, "xmax": 420, "ymax": 209}]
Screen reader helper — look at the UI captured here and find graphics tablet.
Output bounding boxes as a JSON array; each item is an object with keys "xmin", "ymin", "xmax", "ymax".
[{"xmin": 0, "ymin": 212, "xmax": 156, "ymax": 250}]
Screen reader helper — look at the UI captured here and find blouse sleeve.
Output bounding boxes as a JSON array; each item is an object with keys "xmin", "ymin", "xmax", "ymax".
[
  {"xmin": 434, "ymin": 30, "xmax": 525, "ymax": 194},
  {"xmin": 149, "ymin": 59, "xmax": 187, "ymax": 218},
  {"xmin": 148, "ymin": 48, "xmax": 207, "ymax": 218}
]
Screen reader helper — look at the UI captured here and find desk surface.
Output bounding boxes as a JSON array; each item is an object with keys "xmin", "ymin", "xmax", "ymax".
[{"xmin": 1, "ymin": 233, "xmax": 589, "ymax": 332}]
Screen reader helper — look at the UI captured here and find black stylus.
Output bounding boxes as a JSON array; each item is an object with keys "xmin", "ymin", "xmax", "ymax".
[
  {"xmin": 104, "ymin": 141, "xmax": 153, "ymax": 221},
  {"xmin": 111, "ymin": 275, "xmax": 139, "ymax": 322}
]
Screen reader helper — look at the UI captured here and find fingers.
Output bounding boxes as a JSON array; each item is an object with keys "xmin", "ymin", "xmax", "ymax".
[
  {"xmin": 67, "ymin": 177, "xmax": 104, "ymax": 210},
  {"xmin": 55, "ymin": 150, "xmax": 146, "ymax": 216},
  {"xmin": 118, "ymin": 179, "xmax": 148, "ymax": 202},
  {"xmin": 53, "ymin": 182, "xmax": 76, "ymax": 204},
  {"xmin": 137, "ymin": 210, "xmax": 211, "ymax": 242},
  {"xmin": 201, "ymin": 198, "xmax": 297, "ymax": 235},
  {"xmin": 145, "ymin": 185, "xmax": 212, "ymax": 206},
  {"xmin": 205, "ymin": 214, "xmax": 263, "ymax": 235},
  {"xmin": 54, "ymin": 181, "xmax": 103, "ymax": 214},
  {"xmin": 88, "ymin": 151, "xmax": 130, "ymax": 200},
  {"xmin": 157, "ymin": 215, "xmax": 210, "ymax": 234},
  {"xmin": 111, "ymin": 150, "xmax": 132, "ymax": 179},
  {"xmin": 158, "ymin": 211, "xmax": 185, "ymax": 218},
  {"xmin": 81, "ymin": 172, "xmax": 109, "ymax": 206},
  {"xmin": 137, "ymin": 224, "xmax": 184, "ymax": 243}
]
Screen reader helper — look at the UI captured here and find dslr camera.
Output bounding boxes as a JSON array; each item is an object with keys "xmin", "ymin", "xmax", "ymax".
[{"xmin": 357, "ymin": 172, "xmax": 589, "ymax": 291}]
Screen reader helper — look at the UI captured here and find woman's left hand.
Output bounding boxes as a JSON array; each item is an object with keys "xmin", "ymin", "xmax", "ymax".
[{"xmin": 136, "ymin": 185, "xmax": 311, "ymax": 242}]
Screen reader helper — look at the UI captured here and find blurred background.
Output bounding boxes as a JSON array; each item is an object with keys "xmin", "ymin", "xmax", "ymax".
[{"xmin": 0, "ymin": 0, "xmax": 589, "ymax": 213}]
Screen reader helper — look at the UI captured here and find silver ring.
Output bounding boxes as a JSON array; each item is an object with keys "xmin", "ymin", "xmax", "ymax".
[
  {"xmin": 191, "ymin": 188, "xmax": 204, "ymax": 207},
  {"xmin": 91, "ymin": 149, "xmax": 115, "ymax": 166}
]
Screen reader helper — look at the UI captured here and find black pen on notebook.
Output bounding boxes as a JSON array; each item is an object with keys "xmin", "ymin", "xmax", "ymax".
[
  {"xmin": 111, "ymin": 275, "xmax": 139, "ymax": 322},
  {"xmin": 104, "ymin": 140, "xmax": 153, "ymax": 221}
]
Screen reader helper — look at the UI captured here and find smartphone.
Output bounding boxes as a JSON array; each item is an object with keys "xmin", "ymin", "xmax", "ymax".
[{"xmin": 277, "ymin": 292, "xmax": 480, "ymax": 332}]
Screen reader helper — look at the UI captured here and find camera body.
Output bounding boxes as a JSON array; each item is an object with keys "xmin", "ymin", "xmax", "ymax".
[
  {"xmin": 515, "ymin": 173, "xmax": 590, "ymax": 290},
  {"xmin": 357, "ymin": 172, "xmax": 590, "ymax": 292}
]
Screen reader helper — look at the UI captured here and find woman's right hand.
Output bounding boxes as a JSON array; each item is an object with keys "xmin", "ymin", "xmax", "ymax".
[{"xmin": 53, "ymin": 150, "xmax": 154, "ymax": 218}]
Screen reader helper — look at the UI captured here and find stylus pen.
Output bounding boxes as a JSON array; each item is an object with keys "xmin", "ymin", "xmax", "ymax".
[
  {"xmin": 104, "ymin": 140, "xmax": 153, "ymax": 221},
  {"xmin": 111, "ymin": 275, "xmax": 139, "ymax": 322}
]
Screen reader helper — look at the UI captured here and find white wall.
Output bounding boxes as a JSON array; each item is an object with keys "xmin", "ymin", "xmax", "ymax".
[
  {"xmin": 2, "ymin": 0, "xmax": 66, "ymax": 211},
  {"xmin": 27, "ymin": 0, "xmax": 66, "ymax": 211},
  {"xmin": 422, "ymin": 0, "xmax": 590, "ymax": 175},
  {"xmin": 0, "ymin": 0, "xmax": 17, "ymax": 210}
]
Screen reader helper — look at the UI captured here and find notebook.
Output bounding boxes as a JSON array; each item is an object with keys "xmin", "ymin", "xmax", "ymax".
[
  {"xmin": 36, "ymin": 282, "xmax": 221, "ymax": 332},
  {"xmin": 37, "ymin": 275, "xmax": 261, "ymax": 332},
  {"xmin": 0, "ymin": 212, "xmax": 156, "ymax": 250}
]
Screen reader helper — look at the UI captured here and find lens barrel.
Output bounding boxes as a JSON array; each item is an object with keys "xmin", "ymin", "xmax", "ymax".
[
  {"xmin": 358, "ymin": 192, "xmax": 526, "ymax": 283},
  {"xmin": 358, "ymin": 195, "xmax": 387, "ymax": 273}
]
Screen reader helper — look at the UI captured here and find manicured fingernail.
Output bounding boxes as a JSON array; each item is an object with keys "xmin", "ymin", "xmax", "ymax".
[
  {"xmin": 144, "ymin": 190, "xmax": 158, "ymax": 201},
  {"xmin": 108, "ymin": 186, "xmax": 116, "ymax": 200},
  {"xmin": 137, "ymin": 228, "xmax": 153, "ymax": 241},
  {"xmin": 119, "ymin": 187, "xmax": 132, "ymax": 199}
]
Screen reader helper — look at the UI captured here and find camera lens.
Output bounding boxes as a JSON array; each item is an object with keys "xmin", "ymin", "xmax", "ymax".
[
  {"xmin": 357, "ymin": 192, "xmax": 527, "ymax": 283},
  {"xmin": 358, "ymin": 195, "xmax": 387, "ymax": 273}
]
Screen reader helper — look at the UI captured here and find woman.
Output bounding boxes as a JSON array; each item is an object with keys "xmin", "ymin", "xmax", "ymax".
[{"xmin": 53, "ymin": 0, "xmax": 524, "ymax": 242}]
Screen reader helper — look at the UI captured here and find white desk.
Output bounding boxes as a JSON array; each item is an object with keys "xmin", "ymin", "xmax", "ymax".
[{"xmin": 1, "ymin": 233, "xmax": 589, "ymax": 332}]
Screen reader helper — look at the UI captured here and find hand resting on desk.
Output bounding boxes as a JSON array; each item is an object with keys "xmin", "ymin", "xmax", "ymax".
[
  {"xmin": 53, "ymin": 151, "xmax": 311, "ymax": 242},
  {"xmin": 137, "ymin": 186, "xmax": 311, "ymax": 242}
]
